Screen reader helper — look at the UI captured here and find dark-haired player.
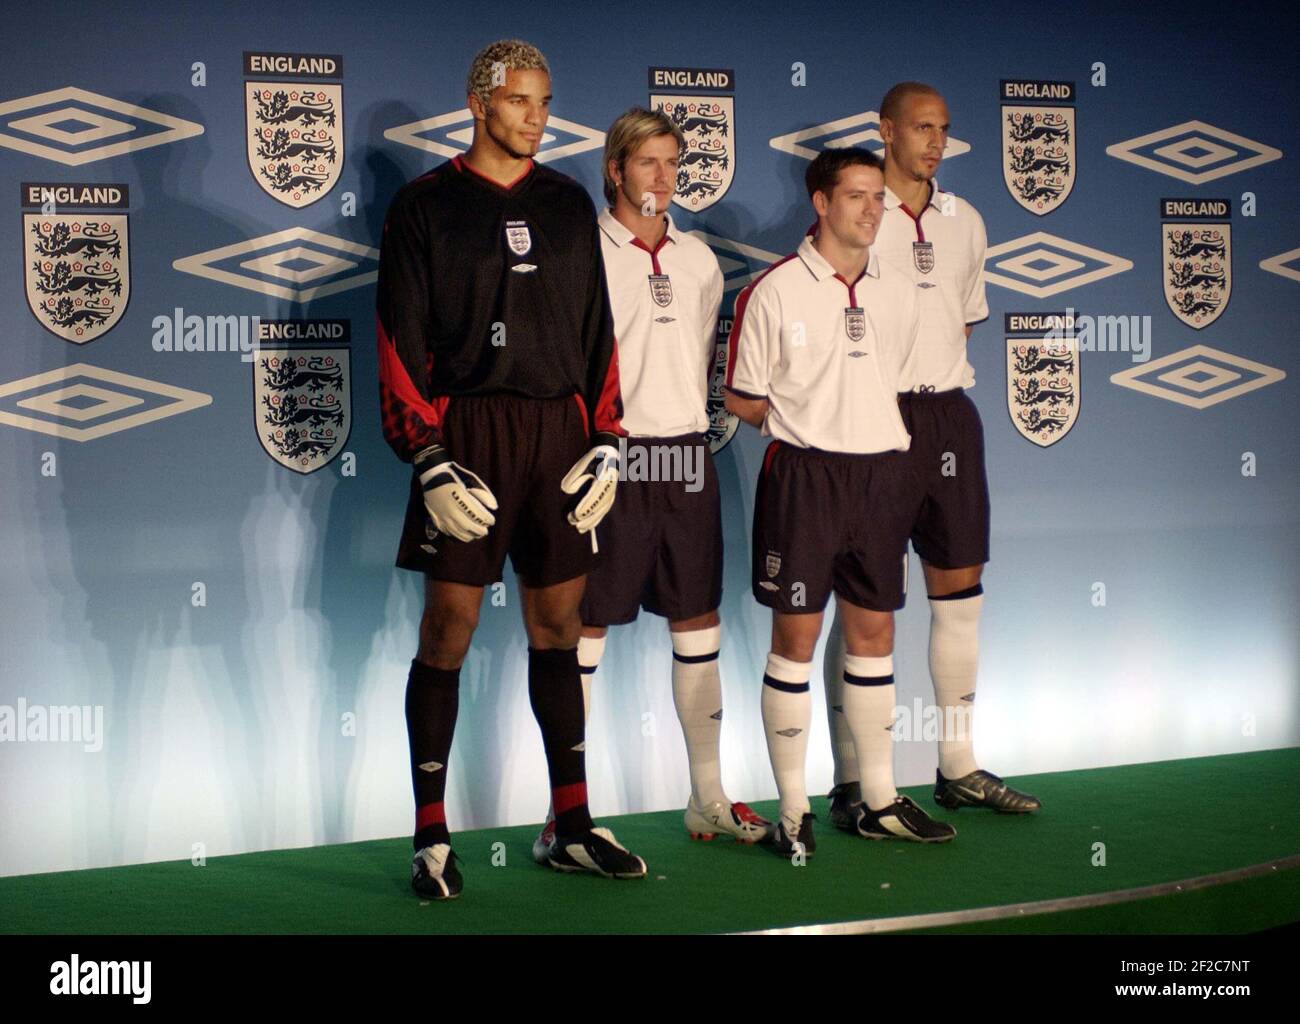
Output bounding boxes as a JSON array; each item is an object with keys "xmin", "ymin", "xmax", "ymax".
[{"xmin": 725, "ymin": 147, "xmax": 947, "ymax": 857}]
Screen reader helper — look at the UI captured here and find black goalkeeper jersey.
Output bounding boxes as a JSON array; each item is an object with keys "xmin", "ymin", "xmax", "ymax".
[{"xmin": 376, "ymin": 156, "xmax": 624, "ymax": 463}]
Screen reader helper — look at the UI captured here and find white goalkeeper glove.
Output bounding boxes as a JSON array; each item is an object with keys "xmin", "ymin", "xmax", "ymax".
[
  {"xmin": 414, "ymin": 443, "xmax": 498, "ymax": 543},
  {"xmin": 560, "ymin": 438, "xmax": 620, "ymax": 544}
]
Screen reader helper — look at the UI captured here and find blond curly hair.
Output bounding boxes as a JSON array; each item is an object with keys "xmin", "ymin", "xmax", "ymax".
[{"xmin": 466, "ymin": 40, "xmax": 550, "ymax": 110}]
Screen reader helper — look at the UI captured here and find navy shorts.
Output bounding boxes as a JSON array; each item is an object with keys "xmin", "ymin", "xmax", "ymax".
[
  {"xmin": 396, "ymin": 394, "xmax": 597, "ymax": 587},
  {"xmin": 751, "ymin": 441, "xmax": 919, "ymax": 614},
  {"xmin": 898, "ymin": 388, "xmax": 991, "ymax": 569},
  {"xmin": 580, "ymin": 433, "xmax": 722, "ymax": 625}
]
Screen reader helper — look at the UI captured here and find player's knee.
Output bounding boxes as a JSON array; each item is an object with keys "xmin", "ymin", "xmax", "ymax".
[
  {"xmin": 526, "ymin": 609, "xmax": 582, "ymax": 650},
  {"xmin": 418, "ymin": 606, "xmax": 479, "ymax": 667},
  {"xmin": 771, "ymin": 619, "xmax": 821, "ymax": 663},
  {"xmin": 844, "ymin": 612, "xmax": 894, "ymax": 655}
]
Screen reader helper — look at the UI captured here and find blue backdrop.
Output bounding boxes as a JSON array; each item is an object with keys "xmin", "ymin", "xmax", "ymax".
[{"xmin": 1, "ymin": 0, "xmax": 1296, "ymax": 877}]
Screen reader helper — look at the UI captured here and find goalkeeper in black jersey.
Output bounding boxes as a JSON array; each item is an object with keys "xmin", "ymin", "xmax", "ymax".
[{"xmin": 376, "ymin": 39, "xmax": 646, "ymax": 899}]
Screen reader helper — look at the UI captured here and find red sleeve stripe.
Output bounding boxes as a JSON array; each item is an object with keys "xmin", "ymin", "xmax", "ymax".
[
  {"xmin": 592, "ymin": 336, "xmax": 626, "ymax": 437},
  {"xmin": 377, "ymin": 313, "xmax": 445, "ymax": 454},
  {"xmin": 725, "ymin": 254, "xmax": 796, "ymax": 389},
  {"xmin": 572, "ymin": 394, "xmax": 589, "ymax": 438}
]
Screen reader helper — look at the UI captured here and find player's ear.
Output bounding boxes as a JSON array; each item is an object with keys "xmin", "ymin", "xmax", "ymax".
[
  {"xmin": 879, "ymin": 116, "xmax": 894, "ymax": 146},
  {"xmin": 607, "ymin": 157, "xmax": 621, "ymax": 189},
  {"xmin": 467, "ymin": 92, "xmax": 485, "ymax": 122},
  {"xmin": 811, "ymin": 189, "xmax": 829, "ymax": 217}
]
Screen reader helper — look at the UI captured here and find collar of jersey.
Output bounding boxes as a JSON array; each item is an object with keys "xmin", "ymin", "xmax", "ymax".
[
  {"xmin": 451, "ymin": 155, "xmax": 536, "ymax": 192},
  {"xmin": 797, "ymin": 234, "xmax": 880, "ymax": 283},
  {"xmin": 598, "ymin": 207, "xmax": 680, "ymax": 248},
  {"xmin": 884, "ymin": 180, "xmax": 946, "ymax": 214}
]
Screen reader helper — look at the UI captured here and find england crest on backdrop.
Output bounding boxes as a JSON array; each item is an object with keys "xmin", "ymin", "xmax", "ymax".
[
  {"xmin": 650, "ymin": 66, "xmax": 735, "ymax": 211},
  {"xmin": 1005, "ymin": 312, "xmax": 1079, "ymax": 447},
  {"xmin": 254, "ymin": 342, "xmax": 351, "ymax": 473},
  {"xmin": 244, "ymin": 51, "xmax": 343, "ymax": 208},
  {"xmin": 1161, "ymin": 197, "xmax": 1231, "ymax": 328},
  {"xmin": 1001, "ymin": 79, "xmax": 1076, "ymax": 215},
  {"xmin": 22, "ymin": 181, "xmax": 130, "ymax": 343}
]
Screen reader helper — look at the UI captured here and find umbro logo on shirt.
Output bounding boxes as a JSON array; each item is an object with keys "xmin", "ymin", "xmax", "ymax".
[
  {"xmin": 511, "ymin": 263, "xmax": 537, "ymax": 273},
  {"xmin": 654, "ymin": 315, "xmax": 676, "ymax": 323},
  {"xmin": 418, "ymin": 761, "xmax": 444, "ymax": 773},
  {"xmin": 775, "ymin": 728, "xmax": 802, "ymax": 738}
]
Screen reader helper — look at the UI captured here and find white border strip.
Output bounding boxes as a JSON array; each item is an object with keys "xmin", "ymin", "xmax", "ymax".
[{"xmin": 737, "ymin": 854, "xmax": 1300, "ymax": 935}]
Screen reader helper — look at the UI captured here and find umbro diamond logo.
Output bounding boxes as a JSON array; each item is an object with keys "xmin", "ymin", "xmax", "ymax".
[
  {"xmin": 385, "ymin": 109, "xmax": 604, "ymax": 163},
  {"xmin": 769, "ymin": 111, "xmax": 970, "ymax": 161},
  {"xmin": 0, "ymin": 87, "xmax": 203, "ymax": 165},
  {"xmin": 984, "ymin": 232, "xmax": 1132, "ymax": 297},
  {"xmin": 1110, "ymin": 344, "xmax": 1285, "ymax": 409},
  {"xmin": 418, "ymin": 761, "xmax": 443, "ymax": 773},
  {"xmin": 570, "ymin": 741, "xmax": 586, "ymax": 752},
  {"xmin": 1106, "ymin": 120, "xmax": 1282, "ymax": 184},
  {"xmin": 1259, "ymin": 247, "xmax": 1300, "ymax": 284},
  {"xmin": 0, "ymin": 363, "xmax": 211, "ymax": 442},
  {"xmin": 511, "ymin": 263, "xmax": 537, "ymax": 273},
  {"xmin": 710, "ymin": 709, "xmax": 723, "ymax": 721},
  {"xmin": 688, "ymin": 230, "xmax": 780, "ymax": 295},
  {"xmin": 775, "ymin": 728, "xmax": 802, "ymax": 738},
  {"xmin": 173, "ymin": 228, "xmax": 379, "ymax": 303}
]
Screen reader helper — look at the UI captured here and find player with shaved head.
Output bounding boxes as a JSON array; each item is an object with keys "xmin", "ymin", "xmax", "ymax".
[{"xmin": 821, "ymin": 82, "xmax": 1041, "ymax": 840}]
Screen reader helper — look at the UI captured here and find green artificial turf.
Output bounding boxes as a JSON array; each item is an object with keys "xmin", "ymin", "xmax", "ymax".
[{"xmin": 2, "ymin": 749, "xmax": 1296, "ymax": 934}]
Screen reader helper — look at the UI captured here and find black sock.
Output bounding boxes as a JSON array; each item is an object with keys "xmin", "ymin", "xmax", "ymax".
[
  {"xmin": 528, "ymin": 646, "xmax": 594, "ymax": 835},
  {"xmin": 405, "ymin": 659, "xmax": 459, "ymax": 850}
]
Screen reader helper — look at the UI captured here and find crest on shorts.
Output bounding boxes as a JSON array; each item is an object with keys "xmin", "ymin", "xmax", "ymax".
[
  {"xmin": 254, "ymin": 341, "xmax": 351, "ymax": 473},
  {"xmin": 244, "ymin": 52, "xmax": 343, "ymax": 208},
  {"xmin": 912, "ymin": 241, "xmax": 934, "ymax": 274},
  {"xmin": 649, "ymin": 273, "xmax": 673, "ymax": 307},
  {"xmin": 1005, "ymin": 312, "xmax": 1079, "ymax": 447},
  {"xmin": 650, "ymin": 67, "xmax": 735, "ymax": 211},
  {"xmin": 765, "ymin": 550, "xmax": 782, "ymax": 577},
  {"xmin": 22, "ymin": 182, "xmax": 130, "ymax": 343},
  {"xmin": 1001, "ymin": 80, "xmax": 1076, "ymax": 215},
  {"xmin": 1161, "ymin": 198, "xmax": 1231, "ymax": 328},
  {"xmin": 845, "ymin": 306, "xmax": 865, "ymax": 342},
  {"xmin": 505, "ymin": 220, "xmax": 532, "ymax": 256}
]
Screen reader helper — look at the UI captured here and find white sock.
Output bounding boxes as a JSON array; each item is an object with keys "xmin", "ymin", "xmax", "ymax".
[
  {"xmin": 543, "ymin": 633, "xmax": 605, "ymax": 823},
  {"xmin": 929, "ymin": 588, "xmax": 982, "ymax": 780},
  {"xmin": 671, "ymin": 625, "xmax": 726, "ymax": 807},
  {"xmin": 761, "ymin": 652, "xmax": 812, "ymax": 833},
  {"xmin": 822, "ymin": 608, "xmax": 859, "ymax": 786},
  {"xmin": 841, "ymin": 653, "xmax": 898, "ymax": 811},
  {"xmin": 576, "ymin": 634, "xmax": 605, "ymax": 723}
]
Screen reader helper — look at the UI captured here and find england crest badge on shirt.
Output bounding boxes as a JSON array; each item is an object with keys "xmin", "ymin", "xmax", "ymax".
[
  {"xmin": 22, "ymin": 181, "xmax": 130, "ymax": 343},
  {"xmin": 1161, "ymin": 197, "xmax": 1231, "ymax": 328},
  {"xmin": 1005, "ymin": 311, "xmax": 1079, "ymax": 447},
  {"xmin": 912, "ymin": 241, "xmax": 935, "ymax": 274},
  {"xmin": 650, "ymin": 66, "xmax": 735, "ymax": 212},
  {"xmin": 1001, "ymin": 79, "xmax": 1076, "ymax": 215},
  {"xmin": 648, "ymin": 273, "xmax": 673, "ymax": 307},
  {"xmin": 505, "ymin": 220, "xmax": 532, "ymax": 256},
  {"xmin": 845, "ymin": 306, "xmax": 866, "ymax": 342},
  {"xmin": 244, "ymin": 51, "xmax": 343, "ymax": 208}
]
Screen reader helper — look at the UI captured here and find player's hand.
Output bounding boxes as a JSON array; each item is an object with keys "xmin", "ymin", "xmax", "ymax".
[
  {"xmin": 414, "ymin": 444, "xmax": 498, "ymax": 543},
  {"xmin": 560, "ymin": 438, "xmax": 620, "ymax": 535}
]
